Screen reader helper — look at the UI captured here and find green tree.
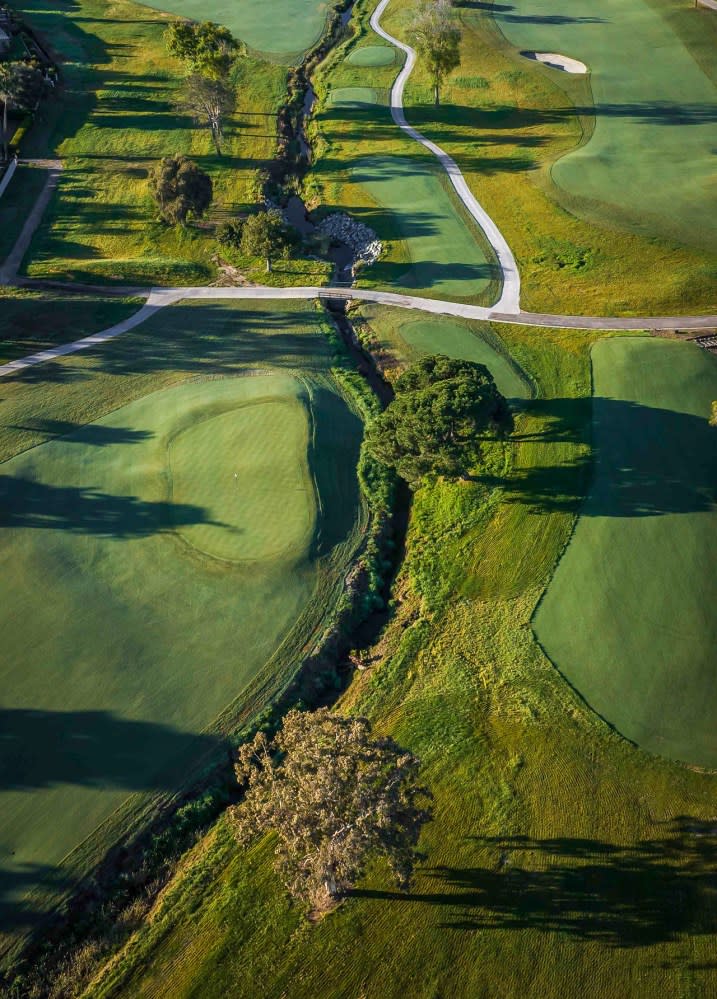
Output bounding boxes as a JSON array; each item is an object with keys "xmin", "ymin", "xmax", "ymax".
[
  {"xmin": 412, "ymin": 0, "xmax": 462, "ymax": 106},
  {"xmin": 0, "ymin": 61, "xmax": 43, "ymax": 159},
  {"xmin": 240, "ymin": 209, "xmax": 289, "ymax": 272},
  {"xmin": 231, "ymin": 709, "xmax": 432, "ymax": 908},
  {"xmin": 164, "ymin": 20, "xmax": 240, "ymax": 78},
  {"xmin": 175, "ymin": 74, "xmax": 235, "ymax": 155},
  {"xmin": 148, "ymin": 154, "xmax": 213, "ymax": 225},
  {"xmin": 710, "ymin": 401, "xmax": 717, "ymax": 427},
  {"xmin": 365, "ymin": 354, "xmax": 513, "ymax": 483}
]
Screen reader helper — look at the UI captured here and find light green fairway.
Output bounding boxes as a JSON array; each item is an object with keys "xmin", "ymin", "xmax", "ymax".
[
  {"xmin": 140, "ymin": 0, "xmax": 331, "ymax": 58},
  {"xmin": 493, "ymin": 0, "xmax": 717, "ymax": 249},
  {"xmin": 0, "ymin": 300, "xmax": 364, "ymax": 943},
  {"xmin": 534, "ymin": 338, "xmax": 717, "ymax": 766},
  {"xmin": 395, "ymin": 319, "xmax": 531, "ymax": 399},
  {"xmin": 329, "ymin": 87, "xmax": 379, "ymax": 108},
  {"xmin": 346, "ymin": 45, "xmax": 395, "ymax": 66},
  {"xmin": 352, "ymin": 155, "xmax": 500, "ymax": 298},
  {"xmin": 170, "ymin": 386, "xmax": 314, "ymax": 562}
]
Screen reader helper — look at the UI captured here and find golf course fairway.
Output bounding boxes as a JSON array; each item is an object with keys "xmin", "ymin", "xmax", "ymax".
[
  {"xmin": 534, "ymin": 338, "xmax": 717, "ymax": 767},
  {"xmin": 141, "ymin": 0, "xmax": 331, "ymax": 58},
  {"xmin": 493, "ymin": 0, "xmax": 717, "ymax": 250},
  {"xmin": 0, "ymin": 300, "xmax": 365, "ymax": 937}
]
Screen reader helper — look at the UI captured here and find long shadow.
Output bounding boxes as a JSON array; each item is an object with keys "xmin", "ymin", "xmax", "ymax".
[
  {"xmin": 0, "ymin": 476, "xmax": 226, "ymax": 537},
  {"xmin": 8, "ymin": 420, "xmax": 153, "ymax": 445},
  {"xmin": 484, "ymin": 396, "xmax": 717, "ymax": 516},
  {"xmin": 0, "ymin": 709, "xmax": 227, "ymax": 934},
  {"xmin": 350, "ymin": 819, "xmax": 717, "ymax": 947}
]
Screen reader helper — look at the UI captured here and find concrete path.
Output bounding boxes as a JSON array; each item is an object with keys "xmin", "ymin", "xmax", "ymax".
[
  {"xmin": 0, "ymin": 159, "xmax": 62, "ymax": 283},
  {"xmin": 369, "ymin": 0, "xmax": 521, "ymax": 314},
  {"xmin": 1, "ymin": 283, "xmax": 715, "ymax": 380}
]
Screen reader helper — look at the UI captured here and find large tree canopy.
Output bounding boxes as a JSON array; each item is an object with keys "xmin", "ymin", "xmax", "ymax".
[
  {"xmin": 164, "ymin": 20, "xmax": 240, "ymax": 78},
  {"xmin": 239, "ymin": 209, "xmax": 290, "ymax": 272},
  {"xmin": 365, "ymin": 354, "xmax": 513, "ymax": 483},
  {"xmin": 411, "ymin": 0, "xmax": 462, "ymax": 106},
  {"xmin": 148, "ymin": 154, "xmax": 212, "ymax": 225},
  {"xmin": 231, "ymin": 709, "xmax": 432, "ymax": 909},
  {"xmin": 0, "ymin": 61, "xmax": 44, "ymax": 158}
]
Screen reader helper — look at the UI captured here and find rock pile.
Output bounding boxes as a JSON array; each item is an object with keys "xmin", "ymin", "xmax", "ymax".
[{"xmin": 316, "ymin": 213, "xmax": 382, "ymax": 267}]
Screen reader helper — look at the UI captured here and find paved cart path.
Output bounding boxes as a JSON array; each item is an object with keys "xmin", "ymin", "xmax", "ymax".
[
  {"xmin": 1, "ymin": 283, "xmax": 715, "ymax": 380},
  {"xmin": 370, "ymin": 0, "xmax": 521, "ymax": 313}
]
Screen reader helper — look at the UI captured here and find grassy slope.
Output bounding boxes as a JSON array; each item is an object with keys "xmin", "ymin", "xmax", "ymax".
[
  {"xmin": 138, "ymin": 0, "xmax": 333, "ymax": 61},
  {"xmin": 491, "ymin": 0, "xmax": 717, "ymax": 253},
  {"xmin": 0, "ymin": 299, "xmax": 365, "ymax": 958},
  {"xmin": 535, "ymin": 337, "xmax": 717, "ymax": 768},
  {"xmin": 87, "ymin": 316, "xmax": 717, "ymax": 999},
  {"xmin": 0, "ymin": 288, "xmax": 143, "ymax": 363},
  {"xmin": 388, "ymin": 0, "xmax": 717, "ymax": 316},
  {"xmin": 308, "ymin": 0, "xmax": 501, "ymax": 306},
  {"xmin": 11, "ymin": 0, "xmax": 287, "ymax": 285}
]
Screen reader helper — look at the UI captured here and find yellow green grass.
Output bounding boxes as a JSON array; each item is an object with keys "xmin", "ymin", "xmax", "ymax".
[
  {"xmin": 12, "ymin": 0, "xmax": 287, "ymax": 285},
  {"xmin": 84, "ymin": 315, "xmax": 717, "ymax": 999},
  {"xmin": 140, "ymin": 0, "xmax": 336, "ymax": 61},
  {"xmin": 0, "ymin": 298, "xmax": 365, "ymax": 957},
  {"xmin": 320, "ymin": 0, "xmax": 716, "ymax": 315},
  {"xmin": 492, "ymin": 0, "xmax": 717, "ymax": 252},
  {"xmin": 535, "ymin": 337, "xmax": 717, "ymax": 768}
]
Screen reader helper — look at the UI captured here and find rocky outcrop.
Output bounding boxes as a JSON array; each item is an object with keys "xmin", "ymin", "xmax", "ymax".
[{"xmin": 316, "ymin": 213, "xmax": 382, "ymax": 267}]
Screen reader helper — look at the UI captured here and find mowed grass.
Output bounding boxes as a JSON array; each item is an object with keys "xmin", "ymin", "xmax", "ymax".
[
  {"xmin": 534, "ymin": 337, "xmax": 717, "ymax": 768},
  {"xmin": 380, "ymin": 0, "xmax": 717, "ymax": 315},
  {"xmin": 140, "ymin": 0, "xmax": 332, "ymax": 60},
  {"xmin": 0, "ymin": 289, "xmax": 143, "ymax": 364},
  {"xmin": 0, "ymin": 299, "xmax": 365, "ymax": 952},
  {"xmin": 87, "ymin": 317, "xmax": 717, "ymax": 999},
  {"xmin": 493, "ymin": 0, "xmax": 717, "ymax": 252},
  {"xmin": 309, "ymin": 4, "xmax": 500, "ymax": 306},
  {"xmin": 11, "ymin": 0, "xmax": 287, "ymax": 285},
  {"xmin": 357, "ymin": 301, "xmax": 532, "ymax": 399}
]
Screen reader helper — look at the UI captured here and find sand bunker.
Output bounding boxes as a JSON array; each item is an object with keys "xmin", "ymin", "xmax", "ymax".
[{"xmin": 522, "ymin": 51, "xmax": 588, "ymax": 74}]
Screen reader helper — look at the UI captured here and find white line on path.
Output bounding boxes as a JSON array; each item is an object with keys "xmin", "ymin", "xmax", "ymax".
[
  {"xmin": 1, "ymin": 284, "xmax": 715, "ymax": 380},
  {"xmin": 369, "ymin": 0, "xmax": 522, "ymax": 314}
]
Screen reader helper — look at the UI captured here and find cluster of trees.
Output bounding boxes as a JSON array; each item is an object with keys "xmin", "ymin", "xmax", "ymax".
[
  {"xmin": 366, "ymin": 355, "xmax": 513, "ymax": 483},
  {"xmin": 232, "ymin": 709, "xmax": 432, "ymax": 908},
  {"xmin": 218, "ymin": 208, "xmax": 296, "ymax": 272},
  {"xmin": 0, "ymin": 60, "xmax": 44, "ymax": 160},
  {"xmin": 165, "ymin": 20, "xmax": 240, "ymax": 155},
  {"xmin": 412, "ymin": 0, "xmax": 462, "ymax": 106}
]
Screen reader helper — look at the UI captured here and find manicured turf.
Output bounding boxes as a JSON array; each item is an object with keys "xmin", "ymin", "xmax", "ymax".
[
  {"xmin": 346, "ymin": 44, "xmax": 395, "ymax": 66},
  {"xmin": 0, "ymin": 299, "xmax": 364, "ymax": 948},
  {"xmin": 391, "ymin": 317, "xmax": 531, "ymax": 399},
  {"xmin": 352, "ymin": 154, "xmax": 500, "ymax": 297},
  {"xmin": 328, "ymin": 86, "xmax": 379, "ymax": 108},
  {"xmin": 12, "ymin": 0, "xmax": 288, "ymax": 285},
  {"xmin": 141, "ymin": 0, "xmax": 331, "ymax": 59},
  {"xmin": 492, "ymin": 0, "xmax": 717, "ymax": 251},
  {"xmin": 169, "ymin": 381, "xmax": 315, "ymax": 562},
  {"xmin": 534, "ymin": 338, "xmax": 717, "ymax": 767},
  {"xmin": 87, "ymin": 320, "xmax": 717, "ymax": 999}
]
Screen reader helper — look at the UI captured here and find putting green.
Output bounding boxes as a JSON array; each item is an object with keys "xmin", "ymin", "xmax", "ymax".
[
  {"xmin": 328, "ymin": 86, "xmax": 379, "ymax": 108},
  {"xmin": 395, "ymin": 319, "xmax": 530, "ymax": 399},
  {"xmin": 352, "ymin": 155, "xmax": 499, "ymax": 298},
  {"xmin": 534, "ymin": 338, "xmax": 717, "ymax": 767},
  {"xmin": 170, "ymin": 392, "xmax": 314, "ymax": 563},
  {"xmin": 0, "ymin": 319, "xmax": 364, "ymax": 934},
  {"xmin": 140, "ymin": 0, "xmax": 330, "ymax": 58},
  {"xmin": 346, "ymin": 45, "xmax": 395, "ymax": 66},
  {"xmin": 493, "ymin": 0, "xmax": 717, "ymax": 249}
]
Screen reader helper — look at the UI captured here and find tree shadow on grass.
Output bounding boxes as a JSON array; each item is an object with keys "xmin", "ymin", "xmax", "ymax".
[
  {"xmin": 0, "ymin": 476, "xmax": 226, "ymax": 537},
  {"xmin": 485, "ymin": 396, "xmax": 717, "ymax": 517},
  {"xmin": 350, "ymin": 819, "xmax": 717, "ymax": 948}
]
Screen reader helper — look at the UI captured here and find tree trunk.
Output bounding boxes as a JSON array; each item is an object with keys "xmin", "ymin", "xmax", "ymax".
[
  {"xmin": 434, "ymin": 82, "xmax": 440, "ymax": 107},
  {"xmin": 211, "ymin": 124, "xmax": 222, "ymax": 156},
  {"xmin": 266, "ymin": 257, "xmax": 272, "ymax": 273}
]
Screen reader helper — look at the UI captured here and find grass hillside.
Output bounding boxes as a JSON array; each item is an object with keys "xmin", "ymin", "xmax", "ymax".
[
  {"xmin": 311, "ymin": 0, "xmax": 717, "ymax": 315},
  {"xmin": 11, "ymin": 0, "xmax": 288, "ymax": 285},
  {"xmin": 83, "ymin": 316, "xmax": 717, "ymax": 999},
  {"xmin": 0, "ymin": 299, "xmax": 366, "ymax": 960}
]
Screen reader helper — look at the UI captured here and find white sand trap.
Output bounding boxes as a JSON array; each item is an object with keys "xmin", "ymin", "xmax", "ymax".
[{"xmin": 522, "ymin": 51, "xmax": 588, "ymax": 74}]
